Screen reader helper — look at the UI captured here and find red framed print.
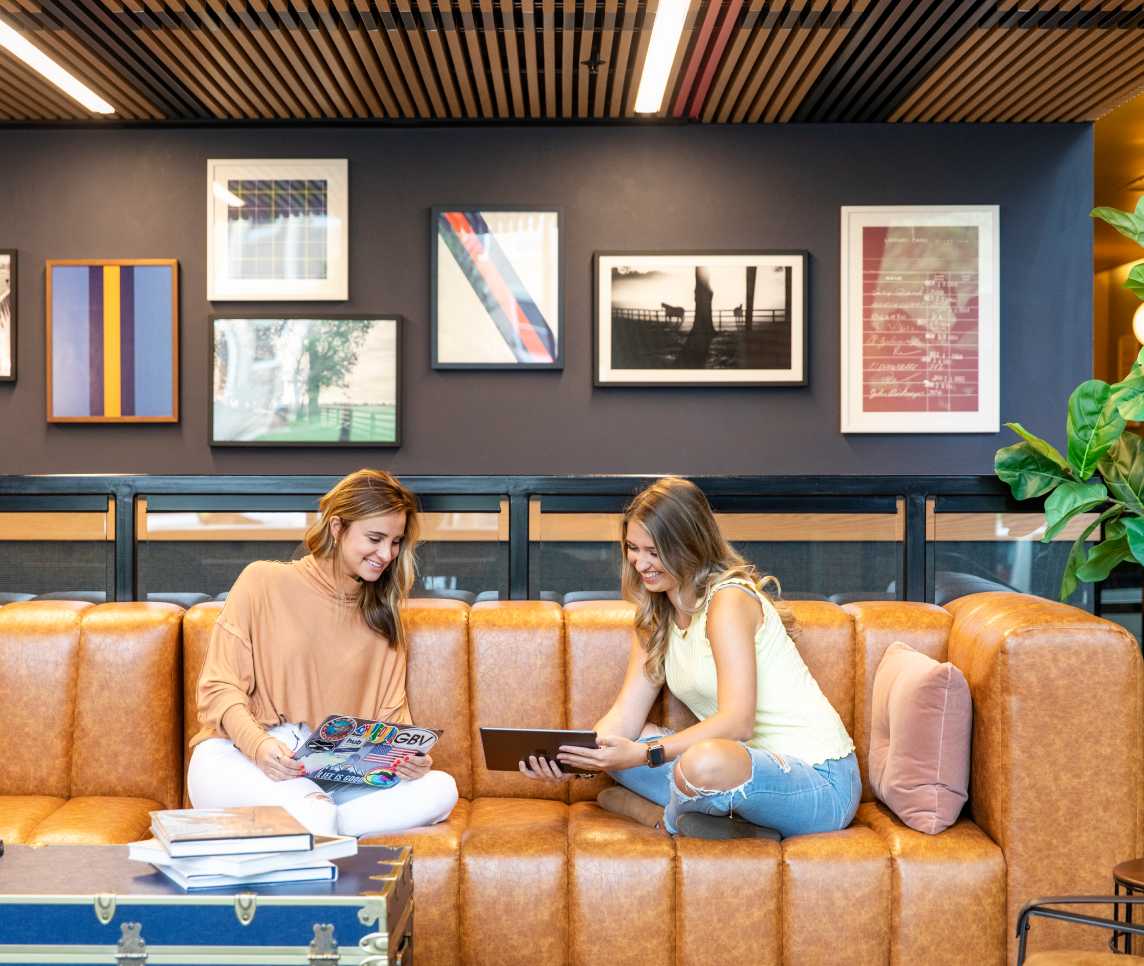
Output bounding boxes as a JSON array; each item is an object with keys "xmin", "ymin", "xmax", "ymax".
[{"xmin": 840, "ymin": 205, "xmax": 999, "ymax": 433}]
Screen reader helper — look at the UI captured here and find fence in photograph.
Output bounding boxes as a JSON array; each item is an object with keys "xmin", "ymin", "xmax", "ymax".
[
  {"xmin": 316, "ymin": 404, "xmax": 394, "ymax": 440},
  {"xmin": 613, "ymin": 307, "xmax": 786, "ymax": 330}
]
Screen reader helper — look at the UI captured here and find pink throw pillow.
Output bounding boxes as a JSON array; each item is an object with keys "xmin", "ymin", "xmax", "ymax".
[{"xmin": 868, "ymin": 641, "xmax": 972, "ymax": 834}]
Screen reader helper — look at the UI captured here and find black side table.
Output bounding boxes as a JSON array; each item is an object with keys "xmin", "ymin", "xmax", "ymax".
[{"xmin": 1113, "ymin": 858, "xmax": 1144, "ymax": 953}]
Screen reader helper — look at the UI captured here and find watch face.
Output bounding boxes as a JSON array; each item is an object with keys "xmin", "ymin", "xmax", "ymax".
[{"xmin": 647, "ymin": 742, "xmax": 665, "ymax": 767}]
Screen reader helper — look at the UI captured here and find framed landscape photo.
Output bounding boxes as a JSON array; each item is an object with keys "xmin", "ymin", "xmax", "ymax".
[
  {"xmin": 210, "ymin": 315, "xmax": 402, "ymax": 447},
  {"xmin": 431, "ymin": 206, "xmax": 562, "ymax": 369},
  {"xmin": 0, "ymin": 250, "xmax": 14, "ymax": 382},
  {"xmin": 840, "ymin": 205, "xmax": 1000, "ymax": 433},
  {"xmin": 207, "ymin": 158, "xmax": 348, "ymax": 301},
  {"xmin": 46, "ymin": 259, "xmax": 178, "ymax": 423},
  {"xmin": 594, "ymin": 251, "xmax": 807, "ymax": 386}
]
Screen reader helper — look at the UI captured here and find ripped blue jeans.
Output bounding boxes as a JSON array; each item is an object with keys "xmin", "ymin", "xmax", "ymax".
[{"xmin": 610, "ymin": 737, "xmax": 861, "ymax": 838}]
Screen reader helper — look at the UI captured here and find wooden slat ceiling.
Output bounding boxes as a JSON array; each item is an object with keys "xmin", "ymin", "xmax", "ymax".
[{"xmin": 0, "ymin": 0, "xmax": 1141, "ymax": 123}]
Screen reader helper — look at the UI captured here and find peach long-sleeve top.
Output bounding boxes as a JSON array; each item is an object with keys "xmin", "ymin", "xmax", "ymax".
[{"xmin": 191, "ymin": 554, "xmax": 412, "ymax": 761}]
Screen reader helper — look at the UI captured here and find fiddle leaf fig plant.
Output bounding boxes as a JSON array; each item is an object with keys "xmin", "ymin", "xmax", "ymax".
[{"xmin": 993, "ymin": 200, "xmax": 1144, "ymax": 599}]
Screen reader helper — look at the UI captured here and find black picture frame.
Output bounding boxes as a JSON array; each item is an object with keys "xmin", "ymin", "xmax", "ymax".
[
  {"xmin": 0, "ymin": 250, "xmax": 15, "ymax": 383},
  {"xmin": 593, "ymin": 250, "xmax": 810, "ymax": 388},
  {"xmin": 208, "ymin": 314, "xmax": 403, "ymax": 448},
  {"xmin": 431, "ymin": 205, "xmax": 564, "ymax": 370}
]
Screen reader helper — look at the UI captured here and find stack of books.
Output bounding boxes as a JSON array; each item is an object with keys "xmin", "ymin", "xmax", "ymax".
[{"xmin": 130, "ymin": 806, "xmax": 357, "ymax": 891}]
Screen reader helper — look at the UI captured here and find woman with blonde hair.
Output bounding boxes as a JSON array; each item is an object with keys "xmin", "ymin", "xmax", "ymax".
[
  {"xmin": 522, "ymin": 476, "xmax": 859, "ymax": 839},
  {"xmin": 188, "ymin": 469, "xmax": 458, "ymax": 837}
]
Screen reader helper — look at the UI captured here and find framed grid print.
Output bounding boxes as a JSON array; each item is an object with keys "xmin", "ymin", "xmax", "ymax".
[
  {"xmin": 0, "ymin": 250, "xmax": 14, "ymax": 382},
  {"xmin": 210, "ymin": 315, "xmax": 402, "ymax": 447},
  {"xmin": 431, "ymin": 206, "xmax": 562, "ymax": 369},
  {"xmin": 46, "ymin": 259, "xmax": 179, "ymax": 423},
  {"xmin": 207, "ymin": 159, "xmax": 348, "ymax": 301},
  {"xmin": 841, "ymin": 205, "xmax": 999, "ymax": 433},
  {"xmin": 594, "ymin": 251, "xmax": 807, "ymax": 386}
]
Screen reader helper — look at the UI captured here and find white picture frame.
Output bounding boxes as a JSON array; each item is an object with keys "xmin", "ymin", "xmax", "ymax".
[
  {"xmin": 207, "ymin": 158, "xmax": 348, "ymax": 301},
  {"xmin": 840, "ymin": 205, "xmax": 999, "ymax": 434}
]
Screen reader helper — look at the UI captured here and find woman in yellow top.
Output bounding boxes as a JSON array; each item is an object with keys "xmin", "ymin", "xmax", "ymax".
[
  {"xmin": 525, "ymin": 476, "xmax": 859, "ymax": 839},
  {"xmin": 188, "ymin": 469, "xmax": 458, "ymax": 838}
]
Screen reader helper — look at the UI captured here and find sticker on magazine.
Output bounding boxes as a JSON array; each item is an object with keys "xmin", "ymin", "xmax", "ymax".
[
  {"xmin": 366, "ymin": 722, "xmax": 399, "ymax": 744},
  {"xmin": 318, "ymin": 716, "xmax": 356, "ymax": 743},
  {"xmin": 363, "ymin": 768, "xmax": 400, "ymax": 789},
  {"xmin": 390, "ymin": 727, "xmax": 437, "ymax": 750}
]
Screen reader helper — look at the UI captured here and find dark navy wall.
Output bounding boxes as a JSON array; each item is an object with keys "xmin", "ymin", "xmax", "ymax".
[{"xmin": 0, "ymin": 124, "xmax": 1092, "ymax": 475}]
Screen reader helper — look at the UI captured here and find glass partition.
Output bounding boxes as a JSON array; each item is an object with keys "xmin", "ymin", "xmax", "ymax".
[
  {"xmin": 529, "ymin": 497, "xmax": 903, "ymax": 603},
  {"xmin": 136, "ymin": 498, "xmax": 509, "ymax": 601},
  {"xmin": 0, "ymin": 499, "xmax": 115, "ymax": 599},
  {"xmin": 927, "ymin": 499, "xmax": 1098, "ymax": 614}
]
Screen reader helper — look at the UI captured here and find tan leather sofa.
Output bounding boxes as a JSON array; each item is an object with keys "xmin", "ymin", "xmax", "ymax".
[{"xmin": 1, "ymin": 593, "xmax": 1140, "ymax": 965}]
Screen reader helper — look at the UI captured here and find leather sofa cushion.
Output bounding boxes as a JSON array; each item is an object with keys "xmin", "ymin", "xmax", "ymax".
[
  {"xmin": 569, "ymin": 802, "xmax": 675, "ymax": 966},
  {"xmin": 363, "ymin": 798, "xmax": 470, "ymax": 966},
  {"xmin": 858, "ymin": 801, "xmax": 1005, "ymax": 965},
  {"xmin": 787, "ymin": 601, "xmax": 856, "ymax": 735},
  {"xmin": 28, "ymin": 796, "xmax": 162, "ymax": 845},
  {"xmin": 782, "ymin": 826, "xmax": 891, "ymax": 965},
  {"xmin": 1025, "ymin": 955, "xmax": 1143, "ymax": 965},
  {"xmin": 0, "ymin": 795, "xmax": 66, "ymax": 843},
  {"xmin": 462, "ymin": 798, "xmax": 568, "ymax": 966},
  {"xmin": 0, "ymin": 601, "xmax": 88, "ymax": 797},
  {"xmin": 675, "ymin": 834, "xmax": 781, "ymax": 966}
]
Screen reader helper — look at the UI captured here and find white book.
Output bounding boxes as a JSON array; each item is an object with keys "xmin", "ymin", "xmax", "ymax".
[
  {"xmin": 129, "ymin": 834, "xmax": 358, "ymax": 877},
  {"xmin": 149, "ymin": 806, "xmax": 313, "ymax": 857},
  {"xmin": 154, "ymin": 860, "xmax": 338, "ymax": 891}
]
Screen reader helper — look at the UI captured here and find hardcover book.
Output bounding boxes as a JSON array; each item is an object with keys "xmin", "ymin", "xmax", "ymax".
[
  {"xmin": 292, "ymin": 714, "xmax": 440, "ymax": 792},
  {"xmin": 154, "ymin": 860, "xmax": 338, "ymax": 891},
  {"xmin": 129, "ymin": 834, "xmax": 357, "ymax": 877},
  {"xmin": 149, "ymin": 806, "xmax": 313, "ymax": 858}
]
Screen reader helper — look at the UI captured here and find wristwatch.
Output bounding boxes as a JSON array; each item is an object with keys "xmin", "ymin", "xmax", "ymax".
[{"xmin": 646, "ymin": 740, "xmax": 665, "ymax": 768}]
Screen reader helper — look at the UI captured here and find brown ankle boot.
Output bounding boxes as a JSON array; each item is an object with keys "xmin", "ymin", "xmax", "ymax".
[{"xmin": 597, "ymin": 787, "xmax": 665, "ymax": 831}]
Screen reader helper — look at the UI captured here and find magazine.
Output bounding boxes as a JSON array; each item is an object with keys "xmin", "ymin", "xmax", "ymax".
[
  {"xmin": 149, "ymin": 806, "xmax": 313, "ymax": 857},
  {"xmin": 293, "ymin": 714, "xmax": 441, "ymax": 792}
]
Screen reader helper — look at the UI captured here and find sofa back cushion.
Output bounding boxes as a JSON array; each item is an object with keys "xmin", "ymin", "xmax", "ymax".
[
  {"xmin": 70, "ymin": 603, "xmax": 183, "ymax": 809},
  {"xmin": 868, "ymin": 640, "xmax": 972, "ymax": 833},
  {"xmin": 469, "ymin": 601, "xmax": 566, "ymax": 800},
  {"xmin": 844, "ymin": 601, "xmax": 952, "ymax": 801},
  {"xmin": 0, "ymin": 601, "xmax": 89, "ymax": 797},
  {"xmin": 786, "ymin": 601, "xmax": 857, "ymax": 737}
]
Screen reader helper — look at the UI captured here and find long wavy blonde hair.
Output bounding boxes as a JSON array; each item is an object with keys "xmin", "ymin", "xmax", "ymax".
[
  {"xmin": 304, "ymin": 469, "xmax": 420, "ymax": 652},
  {"xmin": 621, "ymin": 476, "xmax": 794, "ymax": 683}
]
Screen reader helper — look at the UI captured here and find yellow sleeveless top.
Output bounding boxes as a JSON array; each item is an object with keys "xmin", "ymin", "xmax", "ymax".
[{"xmin": 664, "ymin": 578, "xmax": 854, "ymax": 765}]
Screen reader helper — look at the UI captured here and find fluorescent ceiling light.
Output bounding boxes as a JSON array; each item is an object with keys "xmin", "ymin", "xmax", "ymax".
[
  {"xmin": 0, "ymin": 20, "xmax": 115, "ymax": 114},
  {"xmin": 634, "ymin": 0, "xmax": 690, "ymax": 114}
]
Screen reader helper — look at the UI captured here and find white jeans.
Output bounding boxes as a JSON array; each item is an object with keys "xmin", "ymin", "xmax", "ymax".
[{"xmin": 187, "ymin": 722, "xmax": 459, "ymax": 838}]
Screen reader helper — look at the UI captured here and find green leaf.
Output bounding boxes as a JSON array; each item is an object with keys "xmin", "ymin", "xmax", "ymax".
[
  {"xmin": 1059, "ymin": 506, "xmax": 1121, "ymax": 599},
  {"xmin": 1127, "ymin": 264, "xmax": 1144, "ymax": 302},
  {"xmin": 1076, "ymin": 535, "xmax": 1132, "ymax": 583},
  {"xmin": 1108, "ymin": 516, "xmax": 1127, "ymax": 541},
  {"xmin": 1004, "ymin": 421, "xmax": 1069, "ymax": 469},
  {"xmin": 1123, "ymin": 517, "xmax": 1144, "ymax": 565},
  {"xmin": 1100, "ymin": 432, "xmax": 1144, "ymax": 512},
  {"xmin": 1042, "ymin": 480, "xmax": 1107, "ymax": 542},
  {"xmin": 995, "ymin": 442, "xmax": 1072, "ymax": 501},
  {"xmin": 1110, "ymin": 372, "xmax": 1144, "ymax": 421},
  {"xmin": 1091, "ymin": 205, "xmax": 1144, "ymax": 245},
  {"xmin": 1067, "ymin": 380, "xmax": 1125, "ymax": 480}
]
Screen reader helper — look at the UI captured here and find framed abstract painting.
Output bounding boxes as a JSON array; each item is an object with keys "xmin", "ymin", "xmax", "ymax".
[
  {"xmin": 0, "ymin": 250, "xmax": 14, "ymax": 382},
  {"xmin": 431, "ymin": 206, "xmax": 562, "ymax": 369},
  {"xmin": 46, "ymin": 259, "xmax": 178, "ymax": 423},
  {"xmin": 840, "ymin": 205, "xmax": 999, "ymax": 433},
  {"xmin": 210, "ymin": 315, "xmax": 401, "ymax": 447},
  {"xmin": 207, "ymin": 158, "xmax": 348, "ymax": 301},
  {"xmin": 594, "ymin": 251, "xmax": 807, "ymax": 386}
]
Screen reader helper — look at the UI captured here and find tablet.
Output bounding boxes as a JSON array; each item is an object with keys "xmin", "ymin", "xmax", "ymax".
[{"xmin": 479, "ymin": 727, "xmax": 598, "ymax": 774}]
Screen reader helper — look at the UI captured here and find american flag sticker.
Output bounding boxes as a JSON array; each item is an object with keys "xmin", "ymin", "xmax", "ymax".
[{"xmin": 363, "ymin": 748, "xmax": 412, "ymax": 768}]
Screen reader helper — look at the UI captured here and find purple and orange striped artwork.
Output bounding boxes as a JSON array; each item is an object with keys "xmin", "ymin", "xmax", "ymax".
[{"xmin": 47, "ymin": 260, "xmax": 178, "ymax": 423}]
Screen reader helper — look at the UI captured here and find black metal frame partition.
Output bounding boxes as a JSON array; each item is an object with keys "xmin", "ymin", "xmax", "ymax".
[{"xmin": 0, "ymin": 474, "xmax": 1063, "ymax": 605}]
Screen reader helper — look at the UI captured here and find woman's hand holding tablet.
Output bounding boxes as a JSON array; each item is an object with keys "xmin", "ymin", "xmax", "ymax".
[{"xmin": 555, "ymin": 735, "xmax": 646, "ymax": 774}]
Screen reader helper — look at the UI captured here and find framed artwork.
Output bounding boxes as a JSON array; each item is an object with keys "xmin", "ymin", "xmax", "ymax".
[
  {"xmin": 207, "ymin": 158, "xmax": 348, "ymax": 301},
  {"xmin": 431, "ymin": 206, "xmax": 562, "ymax": 369},
  {"xmin": 594, "ymin": 251, "xmax": 807, "ymax": 386},
  {"xmin": 0, "ymin": 250, "xmax": 14, "ymax": 382},
  {"xmin": 46, "ymin": 259, "xmax": 178, "ymax": 423},
  {"xmin": 840, "ymin": 205, "xmax": 1000, "ymax": 433},
  {"xmin": 210, "ymin": 315, "xmax": 402, "ymax": 447}
]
